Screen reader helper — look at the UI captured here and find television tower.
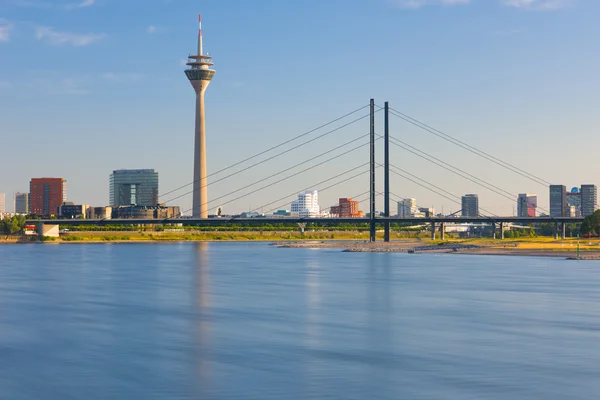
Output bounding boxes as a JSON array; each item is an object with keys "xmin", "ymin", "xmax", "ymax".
[{"xmin": 185, "ymin": 14, "xmax": 215, "ymax": 218}]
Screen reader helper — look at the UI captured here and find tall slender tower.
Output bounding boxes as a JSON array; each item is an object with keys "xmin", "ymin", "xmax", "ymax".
[{"xmin": 185, "ymin": 14, "xmax": 215, "ymax": 218}]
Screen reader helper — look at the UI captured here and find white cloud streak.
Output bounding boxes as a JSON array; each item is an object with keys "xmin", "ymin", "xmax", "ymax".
[
  {"xmin": 391, "ymin": 0, "xmax": 470, "ymax": 8},
  {"xmin": 65, "ymin": 0, "xmax": 96, "ymax": 10},
  {"xmin": 0, "ymin": 19, "xmax": 13, "ymax": 42},
  {"xmin": 503, "ymin": 0, "xmax": 572, "ymax": 10},
  {"xmin": 15, "ymin": 0, "xmax": 96, "ymax": 10},
  {"xmin": 35, "ymin": 26, "xmax": 105, "ymax": 46}
]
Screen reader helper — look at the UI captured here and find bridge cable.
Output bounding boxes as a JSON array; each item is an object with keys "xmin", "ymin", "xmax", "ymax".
[
  {"xmin": 386, "ymin": 107, "xmax": 550, "ymax": 187},
  {"xmin": 386, "ymin": 163, "xmax": 496, "ymax": 219},
  {"xmin": 159, "ymin": 104, "xmax": 371, "ymax": 200},
  {"xmin": 165, "ymin": 136, "xmax": 373, "ymax": 212},
  {"xmin": 161, "ymin": 133, "xmax": 371, "ymax": 206}
]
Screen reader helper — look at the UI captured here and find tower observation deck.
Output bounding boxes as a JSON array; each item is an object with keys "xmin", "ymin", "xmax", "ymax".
[{"xmin": 185, "ymin": 14, "xmax": 215, "ymax": 218}]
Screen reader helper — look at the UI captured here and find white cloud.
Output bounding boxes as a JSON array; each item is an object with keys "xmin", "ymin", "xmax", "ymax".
[
  {"xmin": 391, "ymin": 0, "xmax": 470, "ymax": 8},
  {"xmin": 503, "ymin": 0, "xmax": 572, "ymax": 10},
  {"xmin": 24, "ymin": 76, "xmax": 88, "ymax": 95},
  {"xmin": 102, "ymin": 72, "xmax": 145, "ymax": 83},
  {"xmin": 0, "ymin": 19, "xmax": 13, "ymax": 42},
  {"xmin": 35, "ymin": 26, "xmax": 105, "ymax": 46},
  {"xmin": 146, "ymin": 25, "xmax": 166, "ymax": 34},
  {"xmin": 15, "ymin": 0, "xmax": 96, "ymax": 10},
  {"xmin": 65, "ymin": 0, "xmax": 96, "ymax": 10}
]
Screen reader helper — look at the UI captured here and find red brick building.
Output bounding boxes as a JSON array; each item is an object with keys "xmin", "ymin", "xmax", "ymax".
[
  {"xmin": 29, "ymin": 178, "xmax": 67, "ymax": 216},
  {"xmin": 330, "ymin": 198, "xmax": 364, "ymax": 218}
]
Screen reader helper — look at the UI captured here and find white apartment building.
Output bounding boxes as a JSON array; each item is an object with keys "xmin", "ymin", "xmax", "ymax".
[
  {"xmin": 397, "ymin": 198, "xmax": 417, "ymax": 217},
  {"xmin": 291, "ymin": 190, "xmax": 320, "ymax": 218}
]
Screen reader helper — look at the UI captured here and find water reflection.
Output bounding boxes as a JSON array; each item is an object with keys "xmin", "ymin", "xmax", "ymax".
[{"xmin": 194, "ymin": 242, "xmax": 213, "ymax": 393}]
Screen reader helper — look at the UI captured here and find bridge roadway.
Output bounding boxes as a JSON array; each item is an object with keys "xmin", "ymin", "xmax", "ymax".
[{"xmin": 28, "ymin": 216, "xmax": 584, "ymax": 226}]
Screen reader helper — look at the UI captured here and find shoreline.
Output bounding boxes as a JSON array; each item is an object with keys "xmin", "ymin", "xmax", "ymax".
[{"xmin": 3, "ymin": 237, "xmax": 600, "ymax": 259}]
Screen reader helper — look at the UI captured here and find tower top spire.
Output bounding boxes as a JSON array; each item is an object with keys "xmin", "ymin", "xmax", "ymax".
[
  {"xmin": 186, "ymin": 13, "xmax": 214, "ymax": 72},
  {"xmin": 198, "ymin": 14, "xmax": 203, "ymax": 56}
]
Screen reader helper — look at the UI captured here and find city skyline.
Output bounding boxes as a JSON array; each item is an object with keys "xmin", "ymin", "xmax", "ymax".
[{"xmin": 2, "ymin": 1, "xmax": 600, "ymax": 214}]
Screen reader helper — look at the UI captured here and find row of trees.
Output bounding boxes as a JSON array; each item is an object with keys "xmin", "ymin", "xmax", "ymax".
[
  {"xmin": 580, "ymin": 210, "xmax": 600, "ymax": 236},
  {"xmin": 0, "ymin": 215, "xmax": 27, "ymax": 235}
]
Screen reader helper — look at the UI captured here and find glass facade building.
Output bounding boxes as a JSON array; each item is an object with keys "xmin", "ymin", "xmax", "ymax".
[
  {"xmin": 580, "ymin": 184, "xmax": 597, "ymax": 217},
  {"xmin": 549, "ymin": 185, "xmax": 567, "ymax": 217},
  {"xmin": 461, "ymin": 194, "xmax": 479, "ymax": 217},
  {"xmin": 109, "ymin": 169, "xmax": 159, "ymax": 207}
]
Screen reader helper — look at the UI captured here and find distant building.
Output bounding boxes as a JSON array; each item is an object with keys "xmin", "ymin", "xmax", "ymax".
[
  {"xmin": 29, "ymin": 178, "xmax": 67, "ymax": 217},
  {"xmin": 549, "ymin": 185, "xmax": 567, "ymax": 217},
  {"xmin": 398, "ymin": 198, "xmax": 417, "ymax": 217},
  {"xmin": 566, "ymin": 188, "xmax": 581, "ymax": 217},
  {"xmin": 58, "ymin": 203, "xmax": 90, "ymax": 219},
  {"xmin": 14, "ymin": 192, "xmax": 28, "ymax": 214},
  {"xmin": 290, "ymin": 190, "xmax": 320, "ymax": 218},
  {"xmin": 0, "ymin": 192, "xmax": 4, "ymax": 213},
  {"xmin": 330, "ymin": 198, "xmax": 364, "ymax": 218},
  {"xmin": 109, "ymin": 169, "xmax": 159, "ymax": 207},
  {"xmin": 87, "ymin": 206, "xmax": 113, "ymax": 220},
  {"xmin": 461, "ymin": 194, "xmax": 479, "ymax": 217},
  {"xmin": 580, "ymin": 184, "xmax": 597, "ymax": 217},
  {"xmin": 272, "ymin": 210, "xmax": 291, "ymax": 217},
  {"xmin": 517, "ymin": 193, "xmax": 537, "ymax": 217},
  {"xmin": 418, "ymin": 207, "xmax": 435, "ymax": 218},
  {"xmin": 111, "ymin": 205, "xmax": 180, "ymax": 219}
]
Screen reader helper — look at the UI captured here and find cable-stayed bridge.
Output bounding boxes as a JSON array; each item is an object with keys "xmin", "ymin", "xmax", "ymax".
[{"xmin": 29, "ymin": 99, "xmax": 579, "ymax": 241}]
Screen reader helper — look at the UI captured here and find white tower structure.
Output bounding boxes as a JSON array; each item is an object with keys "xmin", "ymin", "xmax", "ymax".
[{"xmin": 185, "ymin": 14, "xmax": 215, "ymax": 218}]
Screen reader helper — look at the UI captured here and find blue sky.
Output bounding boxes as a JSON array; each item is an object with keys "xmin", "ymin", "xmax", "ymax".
[{"xmin": 1, "ymin": 0, "xmax": 599, "ymax": 215}]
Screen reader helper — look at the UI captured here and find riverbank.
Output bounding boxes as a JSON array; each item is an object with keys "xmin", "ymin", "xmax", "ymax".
[{"xmin": 274, "ymin": 239, "xmax": 600, "ymax": 259}]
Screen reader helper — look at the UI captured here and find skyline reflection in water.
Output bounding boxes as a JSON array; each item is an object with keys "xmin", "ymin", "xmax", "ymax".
[{"xmin": 1, "ymin": 243, "xmax": 600, "ymax": 399}]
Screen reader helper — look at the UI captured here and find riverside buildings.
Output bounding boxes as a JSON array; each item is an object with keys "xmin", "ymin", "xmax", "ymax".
[
  {"xmin": 398, "ymin": 198, "xmax": 417, "ymax": 217},
  {"xmin": 109, "ymin": 169, "xmax": 158, "ymax": 207},
  {"xmin": 517, "ymin": 194, "xmax": 537, "ymax": 217},
  {"xmin": 14, "ymin": 192, "xmax": 28, "ymax": 214},
  {"xmin": 461, "ymin": 194, "xmax": 479, "ymax": 217},
  {"xmin": 291, "ymin": 191, "xmax": 320, "ymax": 218},
  {"xmin": 549, "ymin": 185, "xmax": 568, "ymax": 217},
  {"xmin": 330, "ymin": 198, "xmax": 364, "ymax": 218},
  {"xmin": 0, "ymin": 193, "xmax": 4, "ymax": 213},
  {"xmin": 29, "ymin": 178, "xmax": 67, "ymax": 217},
  {"xmin": 581, "ymin": 184, "xmax": 597, "ymax": 217}
]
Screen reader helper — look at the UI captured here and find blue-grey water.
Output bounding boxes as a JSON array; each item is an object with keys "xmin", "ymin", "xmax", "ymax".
[{"xmin": 1, "ymin": 243, "xmax": 600, "ymax": 399}]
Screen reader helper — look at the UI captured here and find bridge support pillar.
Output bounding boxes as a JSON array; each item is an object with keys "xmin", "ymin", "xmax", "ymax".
[
  {"xmin": 562, "ymin": 222, "xmax": 566, "ymax": 240},
  {"xmin": 500, "ymin": 222, "xmax": 504, "ymax": 240},
  {"xmin": 440, "ymin": 222, "xmax": 445, "ymax": 241},
  {"xmin": 492, "ymin": 222, "xmax": 497, "ymax": 240},
  {"xmin": 554, "ymin": 222, "xmax": 559, "ymax": 240},
  {"xmin": 431, "ymin": 221, "xmax": 436, "ymax": 241},
  {"xmin": 297, "ymin": 223, "xmax": 306, "ymax": 236}
]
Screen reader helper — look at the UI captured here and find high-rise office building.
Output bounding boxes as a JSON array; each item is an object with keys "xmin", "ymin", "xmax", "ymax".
[
  {"xmin": 517, "ymin": 193, "xmax": 537, "ymax": 217},
  {"xmin": 580, "ymin": 184, "xmax": 597, "ymax": 217},
  {"xmin": 398, "ymin": 198, "xmax": 417, "ymax": 217},
  {"xmin": 0, "ymin": 193, "xmax": 5, "ymax": 213},
  {"xmin": 549, "ymin": 185, "xmax": 567, "ymax": 217},
  {"xmin": 185, "ymin": 14, "xmax": 215, "ymax": 218},
  {"xmin": 461, "ymin": 194, "xmax": 479, "ymax": 217},
  {"xmin": 109, "ymin": 169, "xmax": 159, "ymax": 207},
  {"xmin": 291, "ymin": 190, "xmax": 320, "ymax": 218},
  {"xmin": 14, "ymin": 192, "xmax": 28, "ymax": 214},
  {"xmin": 29, "ymin": 178, "xmax": 67, "ymax": 216}
]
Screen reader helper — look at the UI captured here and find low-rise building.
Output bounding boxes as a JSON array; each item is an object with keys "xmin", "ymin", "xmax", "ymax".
[
  {"xmin": 111, "ymin": 205, "xmax": 180, "ymax": 219},
  {"xmin": 58, "ymin": 203, "xmax": 90, "ymax": 219},
  {"xmin": 87, "ymin": 206, "xmax": 113, "ymax": 220}
]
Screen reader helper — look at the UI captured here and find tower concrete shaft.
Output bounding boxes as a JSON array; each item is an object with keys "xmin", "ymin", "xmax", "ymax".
[{"xmin": 185, "ymin": 14, "xmax": 215, "ymax": 218}]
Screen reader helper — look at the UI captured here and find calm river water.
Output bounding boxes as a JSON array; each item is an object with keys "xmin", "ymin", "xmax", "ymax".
[{"xmin": 1, "ymin": 243, "xmax": 600, "ymax": 399}]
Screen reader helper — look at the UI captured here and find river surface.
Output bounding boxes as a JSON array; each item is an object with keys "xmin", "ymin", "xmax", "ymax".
[{"xmin": 1, "ymin": 243, "xmax": 600, "ymax": 399}]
